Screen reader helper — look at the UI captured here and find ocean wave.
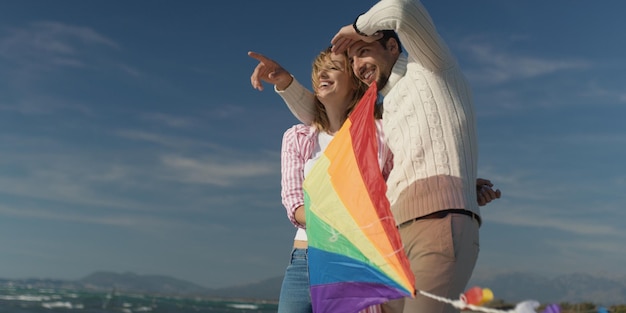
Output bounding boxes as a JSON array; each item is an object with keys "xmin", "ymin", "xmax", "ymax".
[{"xmin": 227, "ymin": 303, "xmax": 259, "ymax": 310}]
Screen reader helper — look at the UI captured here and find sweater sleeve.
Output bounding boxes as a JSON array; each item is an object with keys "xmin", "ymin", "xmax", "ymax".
[
  {"xmin": 275, "ymin": 77, "xmax": 316, "ymax": 126},
  {"xmin": 280, "ymin": 125, "xmax": 306, "ymax": 228},
  {"xmin": 354, "ymin": 0, "xmax": 455, "ymax": 72}
]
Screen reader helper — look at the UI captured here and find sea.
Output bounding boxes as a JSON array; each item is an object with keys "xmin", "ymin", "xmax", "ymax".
[{"xmin": 0, "ymin": 285, "xmax": 278, "ymax": 313}]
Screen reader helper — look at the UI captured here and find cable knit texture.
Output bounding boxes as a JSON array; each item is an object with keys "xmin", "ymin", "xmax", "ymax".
[
  {"xmin": 358, "ymin": 0, "xmax": 479, "ymax": 225},
  {"xmin": 275, "ymin": 78, "xmax": 316, "ymax": 126}
]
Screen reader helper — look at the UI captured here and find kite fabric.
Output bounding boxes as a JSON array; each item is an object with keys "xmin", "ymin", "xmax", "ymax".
[{"xmin": 303, "ymin": 82, "xmax": 416, "ymax": 313}]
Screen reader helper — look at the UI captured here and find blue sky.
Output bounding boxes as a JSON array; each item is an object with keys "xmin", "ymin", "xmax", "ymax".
[{"xmin": 1, "ymin": 0, "xmax": 625, "ymax": 290}]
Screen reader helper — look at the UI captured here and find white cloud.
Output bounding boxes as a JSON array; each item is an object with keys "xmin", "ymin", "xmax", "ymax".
[
  {"xmin": 0, "ymin": 21, "xmax": 118, "ymax": 68},
  {"xmin": 0, "ymin": 203, "xmax": 140, "ymax": 227},
  {"xmin": 557, "ymin": 132, "xmax": 626, "ymax": 145},
  {"xmin": 0, "ymin": 94, "xmax": 93, "ymax": 115},
  {"xmin": 0, "ymin": 159, "xmax": 155, "ymax": 213},
  {"xmin": 114, "ymin": 129, "xmax": 232, "ymax": 152},
  {"xmin": 577, "ymin": 80, "xmax": 626, "ymax": 105},
  {"xmin": 115, "ymin": 129, "xmax": 200, "ymax": 148},
  {"xmin": 0, "ymin": 202, "xmax": 233, "ymax": 233},
  {"xmin": 159, "ymin": 154, "xmax": 277, "ymax": 187},
  {"xmin": 0, "ymin": 125, "xmax": 282, "ymax": 226},
  {"xmin": 0, "ymin": 21, "xmax": 133, "ymax": 115},
  {"xmin": 205, "ymin": 105, "xmax": 245, "ymax": 119},
  {"xmin": 140, "ymin": 112, "xmax": 197, "ymax": 129},
  {"xmin": 486, "ymin": 207, "xmax": 622, "ymax": 237},
  {"xmin": 0, "ymin": 143, "xmax": 279, "ymax": 230},
  {"xmin": 548, "ymin": 237, "xmax": 626, "ymax": 256},
  {"xmin": 458, "ymin": 39, "xmax": 589, "ymax": 85},
  {"xmin": 477, "ymin": 165, "xmax": 625, "ymax": 237}
]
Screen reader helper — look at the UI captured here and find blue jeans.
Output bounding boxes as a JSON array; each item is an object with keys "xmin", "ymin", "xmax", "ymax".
[{"xmin": 277, "ymin": 248, "xmax": 312, "ymax": 313}]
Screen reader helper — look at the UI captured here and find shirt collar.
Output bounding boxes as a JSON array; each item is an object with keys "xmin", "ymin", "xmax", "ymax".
[
  {"xmin": 380, "ymin": 54, "xmax": 407, "ymax": 96},
  {"xmin": 295, "ymin": 124, "xmax": 319, "ymax": 138}
]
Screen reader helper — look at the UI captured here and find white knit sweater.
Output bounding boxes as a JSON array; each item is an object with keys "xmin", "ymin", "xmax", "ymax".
[{"xmin": 279, "ymin": 0, "xmax": 479, "ymax": 225}]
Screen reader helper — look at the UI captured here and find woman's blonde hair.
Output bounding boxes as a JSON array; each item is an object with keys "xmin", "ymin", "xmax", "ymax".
[{"xmin": 310, "ymin": 47, "xmax": 379, "ymax": 132}]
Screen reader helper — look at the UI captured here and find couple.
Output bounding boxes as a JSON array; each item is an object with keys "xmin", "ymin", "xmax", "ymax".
[{"xmin": 250, "ymin": 0, "xmax": 501, "ymax": 312}]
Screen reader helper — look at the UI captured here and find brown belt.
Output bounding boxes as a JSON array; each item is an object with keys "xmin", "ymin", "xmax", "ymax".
[{"xmin": 397, "ymin": 209, "xmax": 481, "ymax": 228}]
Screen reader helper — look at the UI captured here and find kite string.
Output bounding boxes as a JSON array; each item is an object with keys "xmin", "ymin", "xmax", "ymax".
[
  {"xmin": 317, "ymin": 210, "xmax": 542, "ymax": 313},
  {"xmin": 417, "ymin": 290, "xmax": 524, "ymax": 313},
  {"xmin": 353, "ymin": 215, "xmax": 406, "ymax": 258}
]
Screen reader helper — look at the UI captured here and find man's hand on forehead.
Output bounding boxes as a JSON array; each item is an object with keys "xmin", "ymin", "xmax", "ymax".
[{"xmin": 331, "ymin": 24, "xmax": 382, "ymax": 54}]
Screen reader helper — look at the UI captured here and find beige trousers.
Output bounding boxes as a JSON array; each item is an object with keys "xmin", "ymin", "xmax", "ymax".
[{"xmin": 382, "ymin": 213, "xmax": 480, "ymax": 313}]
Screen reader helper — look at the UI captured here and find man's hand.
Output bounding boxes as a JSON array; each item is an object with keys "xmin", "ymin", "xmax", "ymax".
[
  {"xmin": 476, "ymin": 178, "xmax": 502, "ymax": 206},
  {"xmin": 248, "ymin": 51, "xmax": 293, "ymax": 91},
  {"xmin": 331, "ymin": 24, "xmax": 382, "ymax": 54}
]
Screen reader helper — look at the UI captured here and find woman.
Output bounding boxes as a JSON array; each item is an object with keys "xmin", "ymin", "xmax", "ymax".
[{"xmin": 267, "ymin": 47, "xmax": 388, "ymax": 313}]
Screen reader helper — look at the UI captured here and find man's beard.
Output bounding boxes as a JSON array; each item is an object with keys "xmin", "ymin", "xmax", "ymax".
[{"xmin": 376, "ymin": 73, "xmax": 390, "ymax": 89}]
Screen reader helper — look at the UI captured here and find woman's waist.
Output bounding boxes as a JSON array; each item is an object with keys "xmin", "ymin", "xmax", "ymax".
[{"xmin": 293, "ymin": 240, "xmax": 308, "ymax": 249}]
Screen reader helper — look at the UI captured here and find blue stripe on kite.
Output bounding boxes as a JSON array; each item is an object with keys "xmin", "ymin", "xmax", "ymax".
[{"xmin": 308, "ymin": 247, "xmax": 410, "ymax": 295}]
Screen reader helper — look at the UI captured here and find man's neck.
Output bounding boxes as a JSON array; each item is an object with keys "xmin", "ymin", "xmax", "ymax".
[{"xmin": 380, "ymin": 54, "xmax": 407, "ymax": 96}]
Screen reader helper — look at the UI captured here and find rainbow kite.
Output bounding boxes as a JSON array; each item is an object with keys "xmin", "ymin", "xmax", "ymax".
[{"xmin": 303, "ymin": 82, "xmax": 416, "ymax": 313}]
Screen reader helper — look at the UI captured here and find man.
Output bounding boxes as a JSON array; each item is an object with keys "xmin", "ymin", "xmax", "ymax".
[{"xmin": 252, "ymin": 0, "xmax": 494, "ymax": 312}]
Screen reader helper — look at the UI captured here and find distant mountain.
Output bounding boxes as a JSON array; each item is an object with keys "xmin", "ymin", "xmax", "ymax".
[
  {"xmin": 80, "ymin": 271, "xmax": 624, "ymax": 304},
  {"xmin": 80, "ymin": 271, "xmax": 209, "ymax": 295},
  {"xmin": 0, "ymin": 271, "xmax": 281, "ymax": 300},
  {"xmin": 207, "ymin": 276, "xmax": 283, "ymax": 300},
  {"xmin": 2, "ymin": 271, "xmax": 625, "ymax": 304},
  {"xmin": 470, "ymin": 272, "xmax": 626, "ymax": 305},
  {"xmin": 79, "ymin": 271, "xmax": 282, "ymax": 300}
]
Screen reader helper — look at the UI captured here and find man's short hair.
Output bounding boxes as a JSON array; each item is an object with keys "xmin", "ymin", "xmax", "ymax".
[{"xmin": 378, "ymin": 30, "xmax": 403, "ymax": 53}]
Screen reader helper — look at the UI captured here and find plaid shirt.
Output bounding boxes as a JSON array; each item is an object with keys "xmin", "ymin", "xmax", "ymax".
[{"xmin": 280, "ymin": 121, "xmax": 393, "ymax": 228}]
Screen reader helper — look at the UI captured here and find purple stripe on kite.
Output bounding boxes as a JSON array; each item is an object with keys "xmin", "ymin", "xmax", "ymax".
[{"xmin": 311, "ymin": 281, "xmax": 408, "ymax": 313}]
